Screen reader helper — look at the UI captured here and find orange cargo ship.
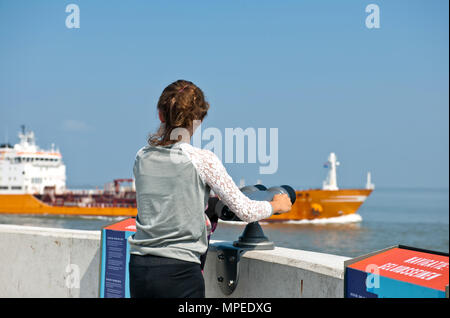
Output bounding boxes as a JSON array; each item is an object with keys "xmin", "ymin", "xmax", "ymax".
[
  {"xmin": 0, "ymin": 128, "xmax": 373, "ymax": 221},
  {"xmin": 0, "ymin": 188, "xmax": 372, "ymax": 220},
  {"xmin": 270, "ymin": 188, "xmax": 372, "ymax": 221}
]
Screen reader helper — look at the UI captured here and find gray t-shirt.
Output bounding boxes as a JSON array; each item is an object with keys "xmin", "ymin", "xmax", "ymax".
[{"xmin": 128, "ymin": 141, "xmax": 273, "ymax": 264}]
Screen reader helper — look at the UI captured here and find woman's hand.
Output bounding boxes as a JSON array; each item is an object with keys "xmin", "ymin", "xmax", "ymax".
[{"xmin": 270, "ymin": 193, "xmax": 292, "ymax": 214}]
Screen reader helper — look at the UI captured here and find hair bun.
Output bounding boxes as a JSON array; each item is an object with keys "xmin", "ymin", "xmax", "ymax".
[{"xmin": 149, "ymin": 80, "xmax": 210, "ymax": 146}]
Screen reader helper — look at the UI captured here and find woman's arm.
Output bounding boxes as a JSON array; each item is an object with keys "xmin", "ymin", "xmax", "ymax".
[{"xmin": 180, "ymin": 143, "xmax": 290, "ymax": 223}]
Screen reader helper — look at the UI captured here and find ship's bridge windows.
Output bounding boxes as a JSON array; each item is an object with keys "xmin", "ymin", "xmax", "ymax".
[
  {"xmin": 11, "ymin": 186, "xmax": 22, "ymax": 190},
  {"xmin": 32, "ymin": 178, "xmax": 42, "ymax": 184},
  {"xmin": 0, "ymin": 186, "xmax": 8, "ymax": 190}
]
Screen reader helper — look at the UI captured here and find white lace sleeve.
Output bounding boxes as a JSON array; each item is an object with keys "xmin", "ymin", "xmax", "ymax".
[{"xmin": 180, "ymin": 143, "xmax": 273, "ymax": 223}]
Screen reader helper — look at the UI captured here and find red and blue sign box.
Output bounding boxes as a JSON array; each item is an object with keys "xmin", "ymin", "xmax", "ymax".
[
  {"xmin": 344, "ymin": 245, "xmax": 449, "ymax": 298},
  {"xmin": 100, "ymin": 218, "xmax": 136, "ymax": 298}
]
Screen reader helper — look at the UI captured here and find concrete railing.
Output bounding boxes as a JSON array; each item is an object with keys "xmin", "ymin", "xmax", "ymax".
[
  {"xmin": 0, "ymin": 224, "xmax": 101, "ymax": 297},
  {"xmin": 204, "ymin": 242, "xmax": 349, "ymax": 298},
  {"xmin": 0, "ymin": 224, "xmax": 349, "ymax": 298}
]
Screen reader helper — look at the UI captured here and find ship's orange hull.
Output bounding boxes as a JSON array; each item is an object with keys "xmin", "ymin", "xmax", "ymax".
[
  {"xmin": 267, "ymin": 189, "xmax": 373, "ymax": 221},
  {"xmin": 0, "ymin": 194, "xmax": 137, "ymax": 217},
  {"xmin": 0, "ymin": 189, "xmax": 372, "ymax": 220}
]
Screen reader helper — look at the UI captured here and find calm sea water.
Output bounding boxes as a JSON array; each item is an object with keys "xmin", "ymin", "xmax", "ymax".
[{"xmin": 0, "ymin": 187, "xmax": 448, "ymax": 257}]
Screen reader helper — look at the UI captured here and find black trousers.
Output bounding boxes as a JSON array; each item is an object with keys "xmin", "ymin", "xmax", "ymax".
[{"xmin": 129, "ymin": 254, "xmax": 205, "ymax": 298}]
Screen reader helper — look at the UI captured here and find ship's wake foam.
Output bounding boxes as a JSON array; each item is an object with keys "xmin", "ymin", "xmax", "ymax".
[
  {"xmin": 71, "ymin": 215, "xmax": 129, "ymax": 221},
  {"xmin": 220, "ymin": 213, "xmax": 362, "ymax": 225},
  {"xmin": 76, "ymin": 213, "xmax": 363, "ymax": 225},
  {"xmin": 273, "ymin": 213, "xmax": 363, "ymax": 225}
]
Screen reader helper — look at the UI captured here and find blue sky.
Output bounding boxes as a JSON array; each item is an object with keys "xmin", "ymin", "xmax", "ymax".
[{"xmin": 0, "ymin": 0, "xmax": 448, "ymax": 189}]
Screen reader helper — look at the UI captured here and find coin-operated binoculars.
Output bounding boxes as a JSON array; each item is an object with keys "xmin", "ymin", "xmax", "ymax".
[
  {"xmin": 207, "ymin": 184, "xmax": 296, "ymax": 250},
  {"xmin": 205, "ymin": 184, "xmax": 296, "ymax": 295}
]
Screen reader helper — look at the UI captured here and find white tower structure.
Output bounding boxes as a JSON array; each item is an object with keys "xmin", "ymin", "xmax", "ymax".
[
  {"xmin": 366, "ymin": 171, "xmax": 375, "ymax": 190},
  {"xmin": 322, "ymin": 152, "xmax": 340, "ymax": 191}
]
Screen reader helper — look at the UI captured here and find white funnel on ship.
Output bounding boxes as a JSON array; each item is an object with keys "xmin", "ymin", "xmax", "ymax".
[
  {"xmin": 366, "ymin": 171, "xmax": 375, "ymax": 190},
  {"xmin": 322, "ymin": 153, "xmax": 339, "ymax": 190}
]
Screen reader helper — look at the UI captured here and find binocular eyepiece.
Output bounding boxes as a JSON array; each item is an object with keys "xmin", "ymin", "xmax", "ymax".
[{"xmin": 206, "ymin": 184, "xmax": 296, "ymax": 222}]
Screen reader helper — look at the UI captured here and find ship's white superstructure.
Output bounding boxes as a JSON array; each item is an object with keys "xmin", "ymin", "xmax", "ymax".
[{"xmin": 0, "ymin": 128, "xmax": 66, "ymax": 194}]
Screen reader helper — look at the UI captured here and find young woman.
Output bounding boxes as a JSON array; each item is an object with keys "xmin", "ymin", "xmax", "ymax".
[{"xmin": 128, "ymin": 80, "xmax": 292, "ymax": 298}]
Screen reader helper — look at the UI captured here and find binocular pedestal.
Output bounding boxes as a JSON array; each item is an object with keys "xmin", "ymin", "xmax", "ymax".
[
  {"xmin": 212, "ymin": 184, "xmax": 296, "ymax": 295},
  {"xmin": 233, "ymin": 221, "xmax": 274, "ymax": 250}
]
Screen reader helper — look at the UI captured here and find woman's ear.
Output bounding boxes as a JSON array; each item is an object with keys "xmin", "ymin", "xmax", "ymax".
[{"xmin": 158, "ymin": 110, "xmax": 165, "ymax": 123}]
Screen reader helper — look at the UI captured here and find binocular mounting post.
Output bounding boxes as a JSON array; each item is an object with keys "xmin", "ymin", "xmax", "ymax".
[
  {"xmin": 233, "ymin": 221, "xmax": 275, "ymax": 250},
  {"xmin": 212, "ymin": 184, "xmax": 296, "ymax": 296}
]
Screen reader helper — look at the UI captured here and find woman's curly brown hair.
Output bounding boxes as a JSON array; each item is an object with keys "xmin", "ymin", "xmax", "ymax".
[{"xmin": 148, "ymin": 80, "xmax": 210, "ymax": 146}]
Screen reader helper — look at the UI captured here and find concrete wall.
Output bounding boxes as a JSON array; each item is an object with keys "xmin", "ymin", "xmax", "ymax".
[
  {"xmin": 0, "ymin": 224, "xmax": 101, "ymax": 297},
  {"xmin": 204, "ymin": 242, "xmax": 349, "ymax": 298},
  {"xmin": 0, "ymin": 224, "xmax": 349, "ymax": 298}
]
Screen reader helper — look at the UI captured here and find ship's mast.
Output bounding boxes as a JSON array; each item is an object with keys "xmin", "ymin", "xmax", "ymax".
[
  {"xmin": 17, "ymin": 125, "xmax": 38, "ymax": 152},
  {"xmin": 322, "ymin": 152, "xmax": 339, "ymax": 190}
]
